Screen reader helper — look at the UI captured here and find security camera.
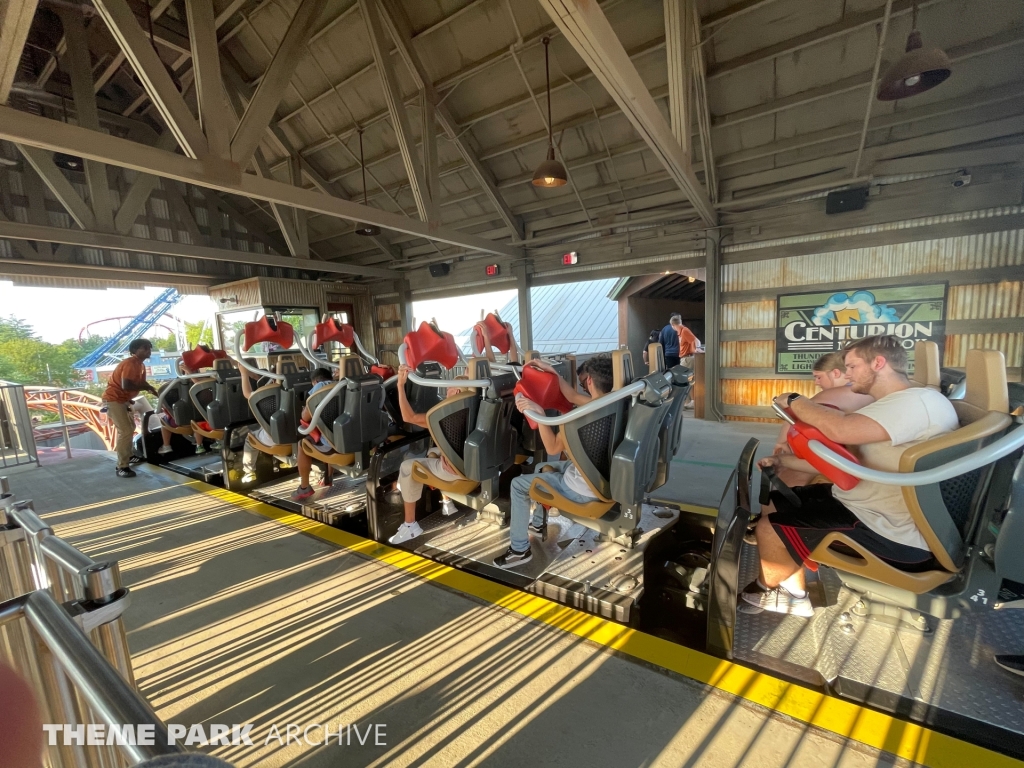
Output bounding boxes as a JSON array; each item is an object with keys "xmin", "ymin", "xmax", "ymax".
[{"xmin": 952, "ymin": 171, "xmax": 971, "ymax": 188}]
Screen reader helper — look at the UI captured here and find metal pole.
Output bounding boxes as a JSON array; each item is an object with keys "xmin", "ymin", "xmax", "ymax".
[
  {"xmin": 852, "ymin": 0, "xmax": 894, "ymax": 178},
  {"xmin": 57, "ymin": 389, "xmax": 73, "ymax": 459}
]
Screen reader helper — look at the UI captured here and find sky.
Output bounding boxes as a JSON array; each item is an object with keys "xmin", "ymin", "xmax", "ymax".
[
  {"xmin": 0, "ymin": 282, "xmax": 217, "ymax": 343},
  {"xmin": 412, "ymin": 288, "xmax": 518, "ymax": 338}
]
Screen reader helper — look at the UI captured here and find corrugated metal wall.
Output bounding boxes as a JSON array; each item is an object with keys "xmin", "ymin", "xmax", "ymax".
[{"xmin": 719, "ymin": 225, "xmax": 1024, "ymax": 420}]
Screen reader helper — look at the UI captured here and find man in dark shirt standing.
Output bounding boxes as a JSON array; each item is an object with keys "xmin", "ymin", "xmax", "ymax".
[
  {"xmin": 101, "ymin": 338, "xmax": 158, "ymax": 478},
  {"xmin": 659, "ymin": 314, "xmax": 682, "ymax": 368}
]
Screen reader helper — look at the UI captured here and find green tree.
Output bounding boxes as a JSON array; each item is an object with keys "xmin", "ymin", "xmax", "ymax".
[
  {"xmin": 151, "ymin": 335, "xmax": 178, "ymax": 352},
  {"xmin": 0, "ymin": 317, "xmax": 100, "ymax": 386},
  {"xmin": 184, "ymin": 320, "xmax": 214, "ymax": 348}
]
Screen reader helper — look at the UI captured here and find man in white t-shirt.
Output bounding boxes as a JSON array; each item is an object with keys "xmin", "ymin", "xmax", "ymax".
[
  {"xmin": 494, "ymin": 355, "xmax": 615, "ymax": 569},
  {"xmin": 745, "ymin": 334, "xmax": 959, "ymax": 617}
]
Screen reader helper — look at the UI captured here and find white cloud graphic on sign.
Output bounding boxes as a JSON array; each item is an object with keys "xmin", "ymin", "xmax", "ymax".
[{"xmin": 811, "ymin": 291, "xmax": 900, "ymax": 326}]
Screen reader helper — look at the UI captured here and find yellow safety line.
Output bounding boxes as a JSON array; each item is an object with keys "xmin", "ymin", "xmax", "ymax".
[{"xmin": 148, "ymin": 466, "xmax": 1023, "ymax": 768}]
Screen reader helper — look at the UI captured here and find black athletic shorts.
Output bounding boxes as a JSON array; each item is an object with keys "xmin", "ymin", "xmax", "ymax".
[{"xmin": 768, "ymin": 484, "xmax": 939, "ymax": 573}]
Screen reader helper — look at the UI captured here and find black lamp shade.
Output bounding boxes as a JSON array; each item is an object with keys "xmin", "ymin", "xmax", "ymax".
[
  {"xmin": 877, "ymin": 30, "xmax": 951, "ymax": 101},
  {"xmin": 532, "ymin": 146, "xmax": 567, "ymax": 188},
  {"xmin": 355, "ymin": 223, "xmax": 381, "ymax": 236}
]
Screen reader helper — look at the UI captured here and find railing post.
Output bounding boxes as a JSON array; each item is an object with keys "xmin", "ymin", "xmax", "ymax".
[{"xmin": 57, "ymin": 389, "xmax": 73, "ymax": 459}]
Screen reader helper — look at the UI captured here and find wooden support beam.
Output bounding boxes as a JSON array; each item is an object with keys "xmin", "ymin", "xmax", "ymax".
[
  {"xmin": 0, "ymin": 0, "xmax": 40, "ymax": 104},
  {"xmin": 0, "ymin": 105, "xmax": 525, "ymax": 260},
  {"xmin": 17, "ymin": 146, "xmax": 96, "ymax": 231},
  {"xmin": 231, "ymin": 0, "xmax": 328, "ymax": 166},
  {"xmin": 360, "ymin": 0, "xmax": 436, "ymax": 223},
  {"xmin": 114, "ymin": 132, "xmax": 181, "ymax": 235},
  {"xmin": 58, "ymin": 6, "xmax": 115, "ymax": 233},
  {"xmin": 377, "ymin": 0, "xmax": 524, "ymax": 240},
  {"xmin": 92, "ymin": 0, "xmax": 210, "ymax": 159},
  {"xmin": 421, "ymin": 91, "xmax": 440, "ymax": 213},
  {"xmin": 0, "ymin": 220, "xmax": 396, "ymax": 278},
  {"xmin": 289, "ymin": 154, "xmax": 309, "ymax": 257},
  {"xmin": 663, "ymin": 0, "xmax": 692, "ymax": 157},
  {"xmin": 163, "ymin": 181, "xmax": 204, "ymax": 244},
  {"xmin": 0, "ymin": 258, "xmax": 217, "ymax": 287},
  {"xmin": 538, "ymin": 0, "xmax": 716, "ymax": 225},
  {"xmin": 185, "ymin": 0, "xmax": 232, "ymax": 160}
]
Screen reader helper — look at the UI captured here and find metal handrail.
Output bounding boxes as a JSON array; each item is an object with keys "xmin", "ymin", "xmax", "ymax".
[
  {"xmin": 519, "ymin": 369, "xmax": 678, "ymax": 427},
  {"xmin": 398, "ymin": 344, "xmax": 491, "ymax": 389},
  {"xmin": 298, "ymin": 379, "xmax": 348, "ymax": 436},
  {"xmin": 807, "ymin": 425, "xmax": 1024, "ymax": 486},
  {"xmin": 232, "ymin": 334, "xmax": 285, "ymax": 382},
  {"xmin": 1, "ymin": 590, "xmax": 184, "ymax": 765}
]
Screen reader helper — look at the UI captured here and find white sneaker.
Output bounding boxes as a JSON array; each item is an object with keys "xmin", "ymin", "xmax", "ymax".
[
  {"xmin": 157, "ymin": 445, "xmax": 173, "ymax": 455},
  {"xmin": 738, "ymin": 581, "xmax": 814, "ymax": 618},
  {"xmin": 241, "ymin": 472, "xmax": 257, "ymax": 484},
  {"xmin": 389, "ymin": 521, "xmax": 424, "ymax": 545},
  {"xmin": 548, "ymin": 507, "xmax": 560, "ymax": 518},
  {"xmin": 441, "ymin": 499, "xmax": 458, "ymax": 516}
]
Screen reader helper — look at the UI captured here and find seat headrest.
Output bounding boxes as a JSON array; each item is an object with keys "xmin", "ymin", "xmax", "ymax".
[
  {"xmin": 467, "ymin": 357, "xmax": 490, "ymax": 381},
  {"xmin": 611, "ymin": 349, "xmax": 634, "ymax": 391},
  {"xmin": 340, "ymin": 355, "xmax": 364, "ymax": 380},
  {"xmin": 964, "ymin": 348, "xmax": 1009, "ymax": 413},
  {"xmin": 647, "ymin": 343, "xmax": 664, "ymax": 374},
  {"xmin": 911, "ymin": 340, "xmax": 940, "ymax": 390}
]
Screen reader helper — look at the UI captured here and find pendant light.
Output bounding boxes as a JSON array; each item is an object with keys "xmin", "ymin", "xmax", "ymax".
[
  {"xmin": 877, "ymin": 0, "xmax": 951, "ymax": 101},
  {"xmin": 355, "ymin": 128, "xmax": 381, "ymax": 237},
  {"xmin": 532, "ymin": 37, "xmax": 567, "ymax": 188}
]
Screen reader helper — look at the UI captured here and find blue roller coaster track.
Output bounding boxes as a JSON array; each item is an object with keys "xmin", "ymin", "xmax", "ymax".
[{"xmin": 74, "ymin": 288, "xmax": 184, "ymax": 371}]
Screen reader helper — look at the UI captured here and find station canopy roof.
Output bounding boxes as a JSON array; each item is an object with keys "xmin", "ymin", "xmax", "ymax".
[{"xmin": 1, "ymin": 0, "xmax": 1021, "ymax": 289}]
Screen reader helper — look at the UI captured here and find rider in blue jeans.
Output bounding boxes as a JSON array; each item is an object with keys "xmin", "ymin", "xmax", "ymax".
[{"xmin": 493, "ymin": 355, "xmax": 614, "ymax": 569}]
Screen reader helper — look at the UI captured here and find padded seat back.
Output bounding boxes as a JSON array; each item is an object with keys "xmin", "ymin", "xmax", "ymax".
[
  {"xmin": 652, "ymin": 367, "xmax": 693, "ymax": 490},
  {"xmin": 334, "ymin": 376, "xmax": 389, "ymax": 454},
  {"xmin": 647, "ymin": 343, "xmax": 665, "ymax": 374},
  {"xmin": 426, "ymin": 390, "xmax": 481, "ymax": 477},
  {"xmin": 159, "ymin": 378, "xmax": 202, "ymax": 427},
  {"xmin": 463, "ymin": 359, "xmax": 518, "ymax": 482},
  {"xmin": 204, "ymin": 360, "xmax": 251, "ymax": 428},
  {"xmin": 611, "ymin": 375, "xmax": 674, "ymax": 507},
  {"xmin": 902, "ymin": 349, "xmax": 1011, "ymax": 571},
  {"xmin": 339, "ymin": 355, "xmax": 365, "ymax": 380},
  {"xmin": 611, "ymin": 349, "xmax": 634, "ymax": 391},
  {"xmin": 562, "ymin": 398, "xmax": 630, "ymax": 501},
  {"xmin": 911, "ymin": 340, "xmax": 941, "ymax": 390},
  {"xmin": 248, "ymin": 383, "xmax": 302, "ymax": 444},
  {"xmin": 383, "ymin": 361, "xmax": 444, "ymax": 432}
]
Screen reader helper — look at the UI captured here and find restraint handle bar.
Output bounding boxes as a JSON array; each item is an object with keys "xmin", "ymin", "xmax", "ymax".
[
  {"xmin": 806, "ymin": 426, "xmax": 1024, "ymax": 486},
  {"xmin": 397, "ymin": 344, "xmax": 491, "ymax": 389},
  {"xmin": 232, "ymin": 334, "xmax": 285, "ymax": 382},
  {"xmin": 521, "ymin": 369, "xmax": 679, "ymax": 426},
  {"xmin": 300, "ymin": 331, "xmax": 338, "ymax": 371}
]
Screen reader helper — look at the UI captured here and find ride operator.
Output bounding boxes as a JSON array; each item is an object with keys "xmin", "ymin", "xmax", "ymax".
[{"xmin": 101, "ymin": 338, "xmax": 158, "ymax": 479}]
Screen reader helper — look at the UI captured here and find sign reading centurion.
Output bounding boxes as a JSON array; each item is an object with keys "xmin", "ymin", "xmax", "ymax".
[{"xmin": 775, "ymin": 284, "xmax": 948, "ymax": 375}]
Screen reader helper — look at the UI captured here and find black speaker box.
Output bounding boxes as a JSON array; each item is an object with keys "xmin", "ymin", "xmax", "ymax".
[
  {"xmin": 825, "ymin": 187, "xmax": 869, "ymax": 214},
  {"xmin": 429, "ymin": 263, "xmax": 450, "ymax": 278}
]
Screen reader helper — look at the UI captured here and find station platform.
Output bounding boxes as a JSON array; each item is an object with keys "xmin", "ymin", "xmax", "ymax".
[{"xmin": 3, "ymin": 441, "xmax": 1010, "ymax": 768}]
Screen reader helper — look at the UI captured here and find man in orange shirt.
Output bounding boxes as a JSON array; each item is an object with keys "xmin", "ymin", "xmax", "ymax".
[
  {"xmin": 102, "ymin": 338, "xmax": 158, "ymax": 478},
  {"xmin": 672, "ymin": 316, "xmax": 700, "ymax": 359}
]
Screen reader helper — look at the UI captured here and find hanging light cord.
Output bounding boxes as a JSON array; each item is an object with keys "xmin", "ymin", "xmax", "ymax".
[
  {"xmin": 544, "ymin": 38, "xmax": 553, "ymax": 151},
  {"xmin": 359, "ymin": 129, "xmax": 368, "ymax": 206}
]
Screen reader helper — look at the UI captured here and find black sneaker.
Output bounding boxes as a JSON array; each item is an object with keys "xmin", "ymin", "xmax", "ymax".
[
  {"xmin": 493, "ymin": 546, "xmax": 533, "ymax": 569},
  {"xmin": 128, "ymin": 455, "xmax": 144, "ymax": 465},
  {"xmin": 528, "ymin": 522, "xmax": 545, "ymax": 535},
  {"xmin": 116, "ymin": 467, "xmax": 136, "ymax": 478},
  {"xmin": 995, "ymin": 655, "xmax": 1024, "ymax": 678}
]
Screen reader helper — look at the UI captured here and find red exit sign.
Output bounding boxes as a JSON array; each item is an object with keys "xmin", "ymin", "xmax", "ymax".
[
  {"xmin": 485, "ymin": 264, "xmax": 501, "ymax": 276},
  {"xmin": 562, "ymin": 251, "xmax": 578, "ymax": 265}
]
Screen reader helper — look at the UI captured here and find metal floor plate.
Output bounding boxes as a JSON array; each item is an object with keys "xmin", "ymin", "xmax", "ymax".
[
  {"xmin": 163, "ymin": 453, "xmax": 223, "ymax": 482},
  {"xmin": 412, "ymin": 504, "xmax": 679, "ymax": 622},
  {"xmin": 250, "ymin": 469, "xmax": 367, "ymax": 524},
  {"xmin": 732, "ymin": 544, "xmax": 1024, "ymax": 755}
]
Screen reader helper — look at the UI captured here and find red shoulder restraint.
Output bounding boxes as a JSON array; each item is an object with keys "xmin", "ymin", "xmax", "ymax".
[
  {"xmin": 181, "ymin": 345, "xmax": 227, "ymax": 371},
  {"xmin": 513, "ymin": 365, "xmax": 573, "ymax": 429},
  {"xmin": 314, "ymin": 319, "xmax": 355, "ymax": 349},
  {"xmin": 243, "ymin": 316, "xmax": 295, "ymax": 351},
  {"xmin": 784, "ymin": 406, "xmax": 861, "ymax": 490},
  {"xmin": 404, "ymin": 321, "xmax": 459, "ymax": 370},
  {"xmin": 472, "ymin": 313, "xmax": 511, "ymax": 355}
]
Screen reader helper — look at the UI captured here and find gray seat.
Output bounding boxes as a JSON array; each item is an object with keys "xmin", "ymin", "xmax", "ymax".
[
  {"xmin": 302, "ymin": 372, "xmax": 390, "ymax": 473},
  {"xmin": 247, "ymin": 359, "xmax": 313, "ymax": 454},
  {"xmin": 158, "ymin": 376, "xmax": 203, "ymax": 435},
  {"xmin": 810, "ymin": 349, "xmax": 1013, "ymax": 619},
  {"xmin": 193, "ymin": 358, "xmax": 251, "ymax": 430}
]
